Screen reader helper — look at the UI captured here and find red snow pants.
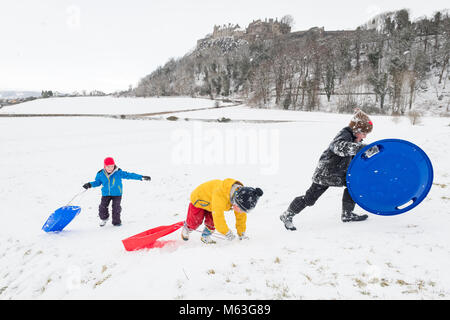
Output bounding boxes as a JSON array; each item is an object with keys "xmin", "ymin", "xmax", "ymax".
[{"xmin": 185, "ymin": 202, "xmax": 215, "ymax": 231}]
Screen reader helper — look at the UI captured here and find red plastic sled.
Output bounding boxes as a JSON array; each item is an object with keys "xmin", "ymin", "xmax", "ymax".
[{"xmin": 122, "ymin": 221, "xmax": 184, "ymax": 251}]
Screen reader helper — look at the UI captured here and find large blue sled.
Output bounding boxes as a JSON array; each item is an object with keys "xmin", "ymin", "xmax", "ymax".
[
  {"xmin": 346, "ymin": 139, "xmax": 433, "ymax": 216},
  {"xmin": 42, "ymin": 206, "xmax": 81, "ymax": 232}
]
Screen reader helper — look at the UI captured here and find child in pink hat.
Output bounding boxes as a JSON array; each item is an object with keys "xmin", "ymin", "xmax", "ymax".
[{"xmin": 83, "ymin": 157, "xmax": 151, "ymax": 226}]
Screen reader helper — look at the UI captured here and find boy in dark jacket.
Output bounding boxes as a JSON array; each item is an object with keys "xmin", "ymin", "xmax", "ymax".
[
  {"xmin": 280, "ymin": 110, "xmax": 374, "ymax": 231},
  {"xmin": 83, "ymin": 157, "xmax": 151, "ymax": 227}
]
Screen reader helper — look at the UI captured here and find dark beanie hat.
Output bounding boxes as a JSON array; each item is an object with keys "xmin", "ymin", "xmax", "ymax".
[{"xmin": 234, "ymin": 187, "xmax": 264, "ymax": 213}]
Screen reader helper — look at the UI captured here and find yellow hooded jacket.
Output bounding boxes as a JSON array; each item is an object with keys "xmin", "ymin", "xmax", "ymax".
[{"xmin": 190, "ymin": 178, "xmax": 246, "ymax": 236}]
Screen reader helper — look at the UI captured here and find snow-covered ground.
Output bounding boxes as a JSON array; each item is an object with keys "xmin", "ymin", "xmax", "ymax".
[
  {"xmin": 0, "ymin": 96, "xmax": 221, "ymax": 115},
  {"xmin": 1, "ymin": 97, "xmax": 449, "ymax": 299}
]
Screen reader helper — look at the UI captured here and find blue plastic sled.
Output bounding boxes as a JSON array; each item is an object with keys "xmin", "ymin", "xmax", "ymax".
[
  {"xmin": 346, "ymin": 139, "xmax": 433, "ymax": 216},
  {"xmin": 42, "ymin": 206, "xmax": 81, "ymax": 232}
]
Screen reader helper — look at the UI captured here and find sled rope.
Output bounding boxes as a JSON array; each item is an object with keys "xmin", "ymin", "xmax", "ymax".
[{"xmin": 65, "ymin": 189, "xmax": 87, "ymax": 207}]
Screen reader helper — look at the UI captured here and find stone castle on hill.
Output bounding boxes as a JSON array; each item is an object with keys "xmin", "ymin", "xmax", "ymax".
[
  {"xmin": 197, "ymin": 17, "xmax": 361, "ymax": 49},
  {"xmin": 198, "ymin": 18, "xmax": 292, "ymax": 46}
]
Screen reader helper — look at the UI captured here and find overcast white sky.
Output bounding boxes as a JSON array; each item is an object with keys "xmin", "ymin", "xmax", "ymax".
[{"xmin": 0, "ymin": 0, "xmax": 448, "ymax": 93}]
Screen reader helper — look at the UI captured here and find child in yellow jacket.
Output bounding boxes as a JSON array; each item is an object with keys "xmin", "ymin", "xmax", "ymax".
[{"xmin": 181, "ymin": 178, "xmax": 263, "ymax": 244}]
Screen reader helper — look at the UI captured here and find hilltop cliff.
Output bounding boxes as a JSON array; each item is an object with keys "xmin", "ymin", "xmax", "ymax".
[{"xmin": 133, "ymin": 10, "xmax": 449, "ymax": 115}]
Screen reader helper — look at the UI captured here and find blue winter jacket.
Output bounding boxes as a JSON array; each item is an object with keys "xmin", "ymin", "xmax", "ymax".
[{"xmin": 89, "ymin": 167, "xmax": 143, "ymax": 196}]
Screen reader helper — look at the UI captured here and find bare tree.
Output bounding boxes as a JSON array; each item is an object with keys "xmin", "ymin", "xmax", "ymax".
[
  {"xmin": 281, "ymin": 15, "xmax": 295, "ymax": 28},
  {"xmin": 407, "ymin": 110, "xmax": 423, "ymax": 125},
  {"xmin": 249, "ymin": 60, "xmax": 272, "ymax": 107}
]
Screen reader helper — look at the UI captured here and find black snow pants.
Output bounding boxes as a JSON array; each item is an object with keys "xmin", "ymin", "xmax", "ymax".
[
  {"xmin": 287, "ymin": 183, "xmax": 355, "ymax": 215},
  {"xmin": 99, "ymin": 196, "xmax": 122, "ymax": 225}
]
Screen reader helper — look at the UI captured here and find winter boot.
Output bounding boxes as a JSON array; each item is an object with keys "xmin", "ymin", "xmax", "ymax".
[
  {"xmin": 200, "ymin": 227, "xmax": 216, "ymax": 244},
  {"xmin": 99, "ymin": 218, "xmax": 108, "ymax": 227},
  {"xmin": 341, "ymin": 211, "xmax": 368, "ymax": 222},
  {"xmin": 280, "ymin": 209, "xmax": 297, "ymax": 231},
  {"xmin": 181, "ymin": 222, "xmax": 191, "ymax": 241},
  {"xmin": 341, "ymin": 197, "xmax": 367, "ymax": 222}
]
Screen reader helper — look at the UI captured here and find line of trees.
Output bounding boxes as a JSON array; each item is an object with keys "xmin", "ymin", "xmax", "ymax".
[
  {"xmin": 134, "ymin": 9, "xmax": 449, "ymax": 115},
  {"xmin": 41, "ymin": 90, "xmax": 54, "ymax": 98}
]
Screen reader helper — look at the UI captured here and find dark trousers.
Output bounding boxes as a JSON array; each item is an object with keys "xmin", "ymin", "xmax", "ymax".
[
  {"xmin": 99, "ymin": 196, "xmax": 122, "ymax": 225},
  {"xmin": 288, "ymin": 183, "xmax": 355, "ymax": 215}
]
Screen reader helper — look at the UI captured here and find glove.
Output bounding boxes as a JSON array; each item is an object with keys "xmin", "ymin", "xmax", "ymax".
[
  {"xmin": 239, "ymin": 232, "xmax": 249, "ymax": 240},
  {"xmin": 364, "ymin": 145, "xmax": 380, "ymax": 158},
  {"xmin": 225, "ymin": 230, "xmax": 236, "ymax": 241},
  {"xmin": 82, "ymin": 183, "xmax": 91, "ymax": 189},
  {"xmin": 142, "ymin": 176, "xmax": 151, "ymax": 181}
]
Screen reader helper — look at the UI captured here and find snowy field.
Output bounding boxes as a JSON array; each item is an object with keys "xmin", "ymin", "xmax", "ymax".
[
  {"xmin": 0, "ymin": 96, "xmax": 221, "ymax": 115},
  {"xmin": 1, "ymin": 97, "xmax": 449, "ymax": 300}
]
